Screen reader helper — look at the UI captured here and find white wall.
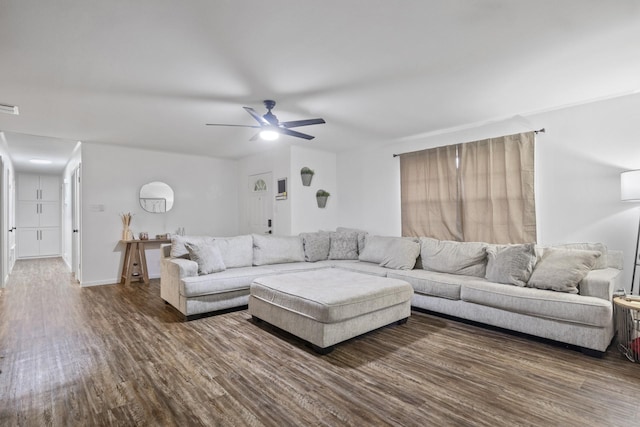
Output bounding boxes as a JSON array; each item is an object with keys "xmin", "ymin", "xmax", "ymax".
[
  {"xmin": 337, "ymin": 92, "xmax": 640, "ymax": 292},
  {"xmin": 237, "ymin": 145, "xmax": 291, "ymax": 236},
  {"xmin": 290, "ymin": 145, "xmax": 338, "ymax": 234},
  {"xmin": 81, "ymin": 143, "xmax": 239, "ymax": 286}
]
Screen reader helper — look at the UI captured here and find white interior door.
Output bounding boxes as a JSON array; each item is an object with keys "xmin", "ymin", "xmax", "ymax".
[
  {"xmin": 1, "ymin": 155, "xmax": 4, "ymax": 285},
  {"xmin": 248, "ymin": 172, "xmax": 273, "ymax": 235},
  {"xmin": 71, "ymin": 165, "xmax": 81, "ymax": 281}
]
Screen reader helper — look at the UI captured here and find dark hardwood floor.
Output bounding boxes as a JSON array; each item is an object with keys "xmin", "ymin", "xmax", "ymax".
[{"xmin": 1, "ymin": 258, "xmax": 640, "ymax": 426}]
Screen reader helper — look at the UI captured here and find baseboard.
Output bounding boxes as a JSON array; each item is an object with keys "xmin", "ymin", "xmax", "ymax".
[{"xmin": 80, "ymin": 274, "xmax": 160, "ymax": 287}]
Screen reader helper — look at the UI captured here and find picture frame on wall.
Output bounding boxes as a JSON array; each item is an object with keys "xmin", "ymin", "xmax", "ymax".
[{"xmin": 276, "ymin": 178, "xmax": 287, "ymax": 200}]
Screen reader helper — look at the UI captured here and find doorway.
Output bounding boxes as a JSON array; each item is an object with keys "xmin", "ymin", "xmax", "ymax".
[
  {"xmin": 248, "ymin": 172, "xmax": 273, "ymax": 235},
  {"xmin": 71, "ymin": 164, "xmax": 81, "ymax": 282}
]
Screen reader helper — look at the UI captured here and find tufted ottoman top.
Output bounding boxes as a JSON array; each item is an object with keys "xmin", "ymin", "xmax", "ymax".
[{"xmin": 251, "ymin": 269, "xmax": 413, "ymax": 324}]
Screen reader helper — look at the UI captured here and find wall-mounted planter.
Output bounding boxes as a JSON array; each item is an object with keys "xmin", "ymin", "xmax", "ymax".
[
  {"xmin": 316, "ymin": 189, "xmax": 330, "ymax": 208},
  {"xmin": 300, "ymin": 167, "xmax": 315, "ymax": 186}
]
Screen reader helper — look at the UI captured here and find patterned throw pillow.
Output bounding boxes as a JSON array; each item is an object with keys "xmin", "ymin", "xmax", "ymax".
[
  {"xmin": 328, "ymin": 232, "xmax": 359, "ymax": 260},
  {"xmin": 184, "ymin": 242, "xmax": 226, "ymax": 275}
]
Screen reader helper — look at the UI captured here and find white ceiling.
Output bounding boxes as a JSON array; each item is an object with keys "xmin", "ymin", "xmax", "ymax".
[{"xmin": 1, "ymin": 1, "xmax": 639, "ymax": 169}]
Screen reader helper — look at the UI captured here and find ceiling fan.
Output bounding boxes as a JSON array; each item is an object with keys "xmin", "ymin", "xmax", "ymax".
[{"xmin": 206, "ymin": 100, "xmax": 325, "ymax": 141}]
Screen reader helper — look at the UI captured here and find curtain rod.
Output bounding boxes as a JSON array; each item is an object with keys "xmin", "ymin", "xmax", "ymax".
[{"xmin": 392, "ymin": 128, "xmax": 545, "ymax": 158}]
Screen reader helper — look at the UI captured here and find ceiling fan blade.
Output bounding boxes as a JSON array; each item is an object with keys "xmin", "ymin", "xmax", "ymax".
[
  {"xmin": 280, "ymin": 118, "xmax": 326, "ymax": 128},
  {"xmin": 280, "ymin": 128, "xmax": 315, "ymax": 140},
  {"xmin": 205, "ymin": 123, "xmax": 261, "ymax": 128},
  {"xmin": 243, "ymin": 107, "xmax": 270, "ymax": 126},
  {"xmin": 249, "ymin": 132, "xmax": 261, "ymax": 141}
]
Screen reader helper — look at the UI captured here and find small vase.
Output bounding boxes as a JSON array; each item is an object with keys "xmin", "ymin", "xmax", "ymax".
[{"xmin": 122, "ymin": 226, "xmax": 133, "ymax": 241}]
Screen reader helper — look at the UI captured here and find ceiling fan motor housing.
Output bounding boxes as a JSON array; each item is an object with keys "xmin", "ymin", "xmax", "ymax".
[{"xmin": 263, "ymin": 100, "xmax": 278, "ymax": 125}]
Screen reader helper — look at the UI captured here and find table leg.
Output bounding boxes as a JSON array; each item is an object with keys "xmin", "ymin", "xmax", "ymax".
[
  {"xmin": 138, "ymin": 243, "xmax": 149, "ymax": 284},
  {"xmin": 121, "ymin": 242, "xmax": 132, "ymax": 284}
]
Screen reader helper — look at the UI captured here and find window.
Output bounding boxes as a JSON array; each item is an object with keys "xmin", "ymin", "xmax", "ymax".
[{"xmin": 400, "ymin": 132, "xmax": 536, "ymax": 244}]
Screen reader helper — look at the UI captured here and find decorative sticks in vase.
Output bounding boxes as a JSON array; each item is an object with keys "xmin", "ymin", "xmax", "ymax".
[{"xmin": 120, "ymin": 212, "xmax": 134, "ymax": 240}]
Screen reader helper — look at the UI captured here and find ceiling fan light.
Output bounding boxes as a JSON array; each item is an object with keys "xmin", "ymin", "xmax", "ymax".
[{"xmin": 259, "ymin": 129, "xmax": 279, "ymax": 141}]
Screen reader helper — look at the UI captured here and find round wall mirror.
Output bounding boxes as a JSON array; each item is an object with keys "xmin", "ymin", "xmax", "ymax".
[{"xmin": 139, "ymin": 181, "xmax": 174, "ymax": 213}]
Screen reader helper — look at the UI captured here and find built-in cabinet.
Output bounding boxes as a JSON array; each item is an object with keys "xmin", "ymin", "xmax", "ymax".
[{"xmin": 16, "ymin": 174, "xmax": 61, "ymax": 258}]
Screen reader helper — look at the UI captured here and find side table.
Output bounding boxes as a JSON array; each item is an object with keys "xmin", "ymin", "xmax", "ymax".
[
  {"xmin": 120, "ymin": 239, "xmax": 171, "ymax": 285},
  {"xmin": 613, "ymin": 296, "xmax": 640, "ymax": 362}
]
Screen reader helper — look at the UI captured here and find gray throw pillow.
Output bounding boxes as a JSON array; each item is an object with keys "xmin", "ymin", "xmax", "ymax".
[
  {"xmin": 485, "ymin": 243, "xmax": 537, "ymax": 287},
  {"xmin": 184, "ymin": 242, "xmax": 226, "ymax": 275},
  {"xmin": 420, "ymin": 237, "xmax": 488, "ymax": 277},
  {"xmin": 301, "ymin": 232, "xmax": 331, "ymax": 262},
  {"xmin": 556, "ymin": 243, "xmax": 607, "ymax": 269},
  {"xmin": 359, "ymin": 235, "xmax": 420, "ymax": 270},
  {"xmin": 379, "ymin": 238, "xmax": 421, "ymax": 270},
  {"xmin": 336, "ymin": 227, "xmax": 368, "ymax": 253},
  {"xmin": 170, "ymin": 235, "xmax": 215, "ymax": 259},
  {"xmin": 328, "ymin": 232, "xmax": 359, "ymax": 260},
  {"xmin": 527, "ymin": 248, "xmax": 600, "ymax": 293}
]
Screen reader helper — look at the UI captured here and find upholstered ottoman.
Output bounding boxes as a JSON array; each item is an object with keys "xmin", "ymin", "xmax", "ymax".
[{"xmin": 248, "ymin": 269, "xmax": 413, "ymax": 354}]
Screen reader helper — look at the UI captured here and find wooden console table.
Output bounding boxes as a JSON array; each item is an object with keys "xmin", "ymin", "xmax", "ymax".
[{"xmin": 120, "ymin": 239, "xmax": 171, "ymax": 285}]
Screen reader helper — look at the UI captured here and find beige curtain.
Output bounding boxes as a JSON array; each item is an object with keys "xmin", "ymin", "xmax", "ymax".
[
  {"xmin": 459, "ymin": 132, "xmax": 536, "ymax": 243},
  {"xmin": 400, "ymin": 144, "xmax": 462, "ymax": 240}
]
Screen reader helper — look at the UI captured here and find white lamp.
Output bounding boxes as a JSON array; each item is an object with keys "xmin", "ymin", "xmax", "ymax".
[{"xmin": 621, "ymin": 170, "xmax": 640, "ymax": 293}]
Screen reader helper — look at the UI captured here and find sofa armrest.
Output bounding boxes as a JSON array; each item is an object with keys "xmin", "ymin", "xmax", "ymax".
[
  {"xmin": 579, "ymin": 268, "xmax": 622, "ymax": 301},
  {"xmin": 164, "ymin": 258, "xmax": 198, "ymax": 279}
]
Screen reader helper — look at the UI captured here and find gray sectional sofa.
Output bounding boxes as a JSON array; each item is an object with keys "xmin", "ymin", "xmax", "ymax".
[{"xmin": 160, "ymin": 229, "xmax": 623, "ymax": 355}]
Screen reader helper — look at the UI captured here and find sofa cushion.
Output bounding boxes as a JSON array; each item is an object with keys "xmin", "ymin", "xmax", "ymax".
[
  {"xmin": 555, "ymin": 242, "xmax": 608, "ymax": 270},
  {"xmin": 213, "ymin": 235, "xmax": 253, "ymax": 268},
  {"xmin": 328, "ymin": 231, "xmax": 359, "ymax": 260},
  {"xmin": 265, "ymin": 262, "xmax": 331, "ymax": 274},
  {"xmin": 386, "ymin": 269, "xmax": 483, "ymax": 300},
  {"xmin": 252, "ymin": 234, "xmax": 305, "ymax": 266},
  {"xmin": 170, "ymin": 235, "xmax": 214, "ymax": 259},
  {"xmin": 336, "ymin": 227, "xmax": 368, "ymax": 253},
  {"xmin": 180, "ymin": 266, "xmax": 276, "ymax": 297},
  {"xmin": 185, "ymin": 242, "xmax": 226, "ymax": 275},
  {"xmin": 420, "ymin": 237, "xmax": 488, "ymax": 278},
  {"xmin": 333, "ymin": 261, "xmax": 390, "ymax": 277},
  {"xmin": 359, "ymin": 236, "xmax": 420, "ymax": 270},
  {"xmin": 460, "ymin": 281, "xmax": 612, "ymax": 327},
  {"xmin": 300, "ymin": 232, "xmax": 331, "ymax": 262},
  {"xmin": 485, "ymin": 243, "xmax": 536, "ymax": 287},
  {"xmin": 527, "ymin": 248, "xmax": 600, "ymax": 294}
]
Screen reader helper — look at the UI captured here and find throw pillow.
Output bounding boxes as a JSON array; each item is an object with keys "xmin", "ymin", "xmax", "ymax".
[
  {"xmin": 527, "ymin": 248, "xmax": 600, "ymax": 293},
  {"xmin": 170, "ymin": 235, "xmax": 215, "ymax": 259},
  {"xmin": 184, "ymin": 242, "xmax": 226, "ymax": 275},
  {"xmin": 359, "ymin": 235, "xmax": 420, "ymax": 270},
  {"xmin": 213, "ymin": 235, "xmax": 253, "ymax": 268},
  {"xmin": 556, "ymin": 243, "xmax": 607, "ymax": 269},
  {"xmin": 328, "ymin": 232, "xmax": 359, "ymax": 260},
  {"xmin": 300, "ymin": 232, "xmax": 331, "ymax": 262},
  {"xmin": 252, "ymin": 234, "xmax": 305, "ymax": 266},
  {"xmin": 485, "ymin": 243, "xmax": 537, "ymax": 287},
  {"xmin": 420, "ymin": 237, "xmax": 488, "ymax": 277},
  {"xmin": 336, "ymin": 227, "xmax": 368, "ymax": 254},
  {"xmin": 379, "ymin": 238, "xmax": 421, "ymax": 270}
]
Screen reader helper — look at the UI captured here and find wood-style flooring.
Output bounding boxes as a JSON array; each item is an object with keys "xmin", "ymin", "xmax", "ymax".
[{"xmin": 1, "ymin": 258, "xmax": 640, "ymax": 426}]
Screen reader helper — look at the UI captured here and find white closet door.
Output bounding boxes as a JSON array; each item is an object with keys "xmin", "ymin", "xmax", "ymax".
[
  {"xmin": 17, "ymin": 201, "xmax": 40, "ymax": 227},
  {"xmin": 39, "ymin": 202, "xmax": 60, "ymax": 227},
  {"xmin": 39, "ymin": 228, "xmax": 61, "ymax": 256},
  {"xmin": 17, "ymin": 174, "xmax": 40, "ymax": 201},
  {"xmin": 39, "ymin": 175, "xmax": 60, "ymax": 201},
  {"xmin": 17, "ymin": 229, "xmax": 40, "ymax": 258}
]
